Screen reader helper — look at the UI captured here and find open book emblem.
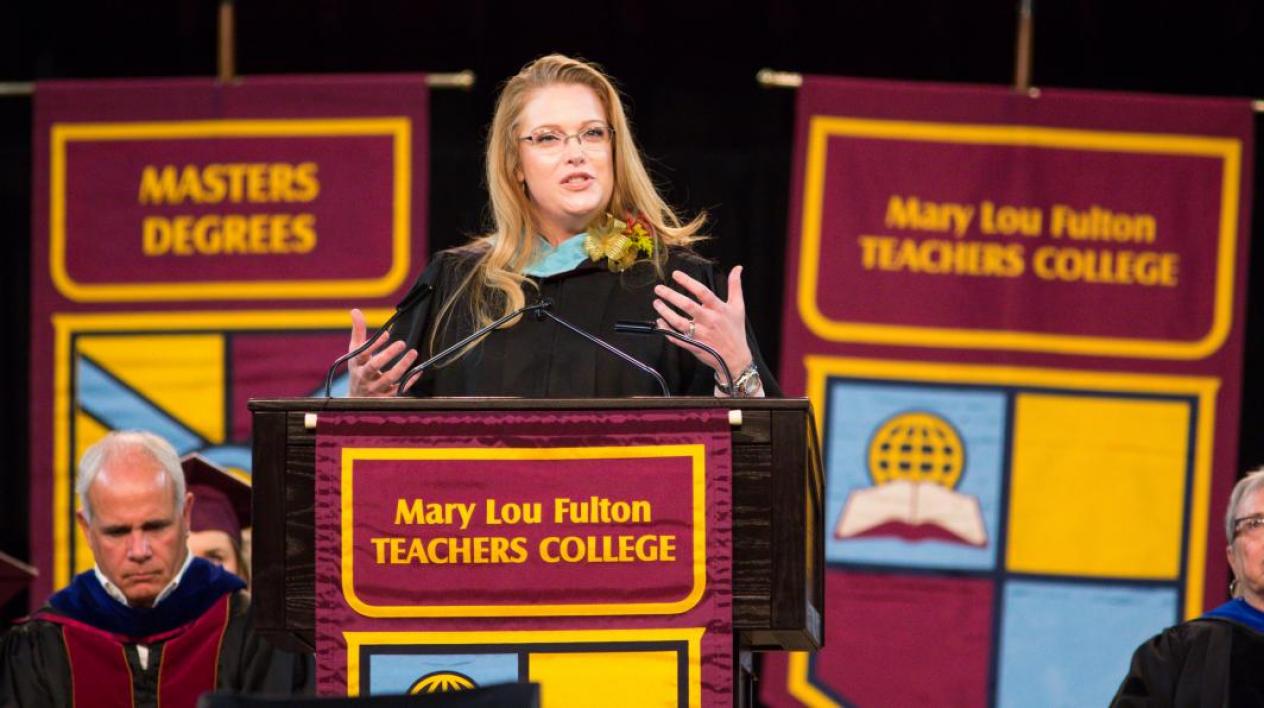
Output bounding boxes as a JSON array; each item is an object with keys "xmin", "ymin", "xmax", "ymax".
[{"xmin": 835, "ymin": 411, "xmax": 988, "ymax": 547}]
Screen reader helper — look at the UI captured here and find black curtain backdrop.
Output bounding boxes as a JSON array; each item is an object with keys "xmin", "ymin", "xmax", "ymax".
[{"xmin": 1, "ymin": 1, "xmax": 1260, "ymax": 618}]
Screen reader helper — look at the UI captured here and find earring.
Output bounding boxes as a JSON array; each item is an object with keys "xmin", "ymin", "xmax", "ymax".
[{"xmin": 1230, "ymin": 578, "xmax": 1240, "ymax": 597}]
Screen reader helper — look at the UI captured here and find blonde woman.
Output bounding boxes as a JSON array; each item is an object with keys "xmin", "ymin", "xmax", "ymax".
[{"xmin": 346, "ymin": 54, "xmax": 777, "ymax": 398}]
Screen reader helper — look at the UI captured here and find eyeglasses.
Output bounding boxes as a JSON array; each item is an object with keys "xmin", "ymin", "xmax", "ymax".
[
  {"xmin": 519, "ymin": 123, "xmax": 614, "ymax": 153},
  {"xmin": 1233, "ymin": 514, "xmax": 1264, "ymax": 538}
]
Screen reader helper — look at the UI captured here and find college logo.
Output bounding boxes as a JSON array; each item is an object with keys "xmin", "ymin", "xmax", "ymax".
[
  {"xmin": 409, "ymin": 671, "xmax": 477, "ymax": 693},
  {"xmin": 835, "ymin": 411, "xmax": 987, "ymax": 547},
  {"xmin": 350, "ymin": 634, "xmax": 696, "ymax": 701},
  {"xmin": 777, "ymin": 365, "xmax": 1208, "ymax": 707}
]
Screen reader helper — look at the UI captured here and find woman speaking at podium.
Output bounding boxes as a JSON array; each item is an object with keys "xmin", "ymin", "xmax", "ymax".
[{"xmin": 345, "ymin": 54, "xmax": 779, "ymax": 399}]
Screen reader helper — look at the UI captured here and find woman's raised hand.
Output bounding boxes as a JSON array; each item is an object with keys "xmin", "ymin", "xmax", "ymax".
[
  {"xmin": 652, "ymin": 266, "xmax": 753, "ymax": 381},
  {"xmin": 347, "ymin": 308, "xmax": 420, "ymax": 397}
]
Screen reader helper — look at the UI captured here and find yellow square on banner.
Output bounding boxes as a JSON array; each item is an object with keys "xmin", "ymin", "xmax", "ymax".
[
  {"xmin": 76, "ymin": 334, "xmax": 226, "ymax": 443},
  {"xmin": 1006, "ymin": 393, "xmax": 1190, "ymax": 579},
  {"xmin": 529, "ymin": 650, "xmax": 679, "ymax": 707}
]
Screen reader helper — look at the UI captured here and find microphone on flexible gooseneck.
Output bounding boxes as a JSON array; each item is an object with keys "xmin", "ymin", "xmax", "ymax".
[
  {"xmin": 395, "ymin": 299, "xmax": 672, "ymax": 397},
  {"xmin": 395, "ymin": 299, "xmax": 555, "ymax": 396},
  {"xmin": 613, "ymin": 320, "xmax": 734, "ymax": 394},
  {"xmin": 322, "ymin": 278, "xmax": 434, "ymax": 398},
  {"xmin": 533, "ymin": 303, "xmax": 670, "ymax": 397}
]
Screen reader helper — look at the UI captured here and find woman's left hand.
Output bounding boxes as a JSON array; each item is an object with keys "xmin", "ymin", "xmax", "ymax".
[{"xmin": 653, "ymin": 266, "xmax": 753, "ymax": 381}]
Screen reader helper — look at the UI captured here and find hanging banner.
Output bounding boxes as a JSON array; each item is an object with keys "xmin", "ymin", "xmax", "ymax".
[
  {"xmin": 30, "ymin": 75, "xmax": 429, "ymax": 601},
  {"xmin": 314, "ymin": 409, "xmax": 733, "ymax": 705},
  {"xmin": 764, "ymin": 77, "xmax": 1253, "ymax": 707}
]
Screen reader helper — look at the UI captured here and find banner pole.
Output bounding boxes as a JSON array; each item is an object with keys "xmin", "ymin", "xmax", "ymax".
[
  {"xmin": 1013, "ymin": 0, "xmax": 1034, "ymax": 91},
  {"xmin": 0, "ymin": 73, "xmax": 477, "ymax": 96},
  {"xmin": 218, "ymin": 0, "xmax": 236, "ymax": 83}
]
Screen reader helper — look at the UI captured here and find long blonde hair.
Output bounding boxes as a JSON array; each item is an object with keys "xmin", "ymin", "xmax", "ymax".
[{"xmin": 428, "ymin": 54, "xmax": 705, "ymax": 357}]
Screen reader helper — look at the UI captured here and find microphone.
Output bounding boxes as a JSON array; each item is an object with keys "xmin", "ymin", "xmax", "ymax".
[
  {"xmin": 613, "ymin": 320, "xmax": 734, "ymax": 394},
  {"xmin": 323, "ymin": 277, "xmax": 434, "ymax": 398},
  {"xmin": 395, "ymin": 299, "xmax": 554, "ymax": 395},
  {"xmin": 535, "ymin": 304, "xmax": 670, "ymax": 397}
]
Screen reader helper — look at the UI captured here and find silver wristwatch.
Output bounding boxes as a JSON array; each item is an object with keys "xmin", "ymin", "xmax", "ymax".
[{"xmin": 718, "ymin": 362, "xmax": 761, "ymax": 398}]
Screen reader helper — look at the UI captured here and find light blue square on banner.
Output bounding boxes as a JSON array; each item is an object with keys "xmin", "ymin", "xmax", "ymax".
[
  {"xmin": 824, "ymin": 380, "xmax": 1006, "ymax": 571},
  {"xmin": 367, "ymin": 652, "xmax": 519, "ymax": 695},
  {"xmin": 996, "ymin": 580, "xmax": 1178, "ymax": 707}
]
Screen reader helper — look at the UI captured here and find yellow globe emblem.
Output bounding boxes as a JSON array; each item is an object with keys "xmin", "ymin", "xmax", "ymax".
[
  {"xmin": 409, "ymin": 671, "xmax": 478, "ymax": 693},
  {"xmin": 867, "ymin": 411, "xmax": 965, "ymax": 489}
]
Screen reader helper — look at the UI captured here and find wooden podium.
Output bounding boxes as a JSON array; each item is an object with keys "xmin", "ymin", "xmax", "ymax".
[{"xmin": 249, "ymin": 397, "xmax": 823, "ymax": 702}]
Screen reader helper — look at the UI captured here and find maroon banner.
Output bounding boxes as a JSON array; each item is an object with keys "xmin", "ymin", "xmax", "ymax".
[
  {"xmin": 782, "ymin": 82, "xmax": 1248, "ymax": 363},
  {"xmin": 767, "ymin": 77, "xmax": 1253, "ymax": 706},
  {"xmin": 315, "ymin": 410, "xmax": 733, "ymax": 705},
  {"xmin": 59, "ymin": 130, "xmax": 399, "ymax": 288},
  {"xmin": 345, "ymin": 455, "xmax": 699, "ymax": 612},
  {"xmin": 810, "ymin": 136, "xmax": 1218, "ymax": 343},
  {"xmin": 30, "ymin": 76, "xmax": 429, "ymax": 602}
]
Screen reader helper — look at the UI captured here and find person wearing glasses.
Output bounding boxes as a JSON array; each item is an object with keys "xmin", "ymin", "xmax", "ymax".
[
  {"xmin": 1112, "ymin": 469, "xmax": 1264, "ymax": 706},
  {"xmin": 345, "ymin": 54, "xmax": 778, "ymax": 398}
]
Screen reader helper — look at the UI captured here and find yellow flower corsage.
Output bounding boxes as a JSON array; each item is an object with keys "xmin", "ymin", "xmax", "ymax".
[{"xmin": 584, "ymin": 212, "xmax": 655, "ymax": 272}]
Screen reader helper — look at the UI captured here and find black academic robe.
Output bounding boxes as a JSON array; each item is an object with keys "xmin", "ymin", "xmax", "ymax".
[
  {"xmin": 1, "ymin": 561, "xmax": 308, "ymax": 707},
  {"xmin": 393, "ymin": 245, "xmax": 781, "ymax": 398},
  {"xmin": 1111, "ymin": 617, "xmax": 1264, "ymax": 707}
]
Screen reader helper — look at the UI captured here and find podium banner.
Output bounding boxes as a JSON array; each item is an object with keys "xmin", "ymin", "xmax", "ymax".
[
  {"xmin": 29, "ymin": 76, "xmax": 429, "ymax": 601},
  {"xmin": 315, "ymin": 409, "xmax": 733, "ymax": 706},
  {"xmin": 765, "ymin": 77, "xmax": 1253, "ymax": 706}
]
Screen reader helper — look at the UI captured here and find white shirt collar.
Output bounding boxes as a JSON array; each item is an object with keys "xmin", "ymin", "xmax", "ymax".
[{"xmin": 93, "ymin": 552, "xmax": 195, "ymax": 608}]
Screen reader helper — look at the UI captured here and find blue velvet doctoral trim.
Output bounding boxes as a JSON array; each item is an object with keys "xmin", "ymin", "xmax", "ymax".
[
  {"xmin": 47, "ymin": 557, "xmax": 245, "ymax": 639},
  {"xmin": 1204, "ymin": 597, "xmax": 1264, "ymax": 634},
  {"xmin": 523, "ymin": 233, "xmax": 588, "ymax": 277}
]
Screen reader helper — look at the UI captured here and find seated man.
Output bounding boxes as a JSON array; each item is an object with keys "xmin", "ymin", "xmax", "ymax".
[{"xmin": 1, "ymin": 430, "xmax": 307, "ymax": 707}]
